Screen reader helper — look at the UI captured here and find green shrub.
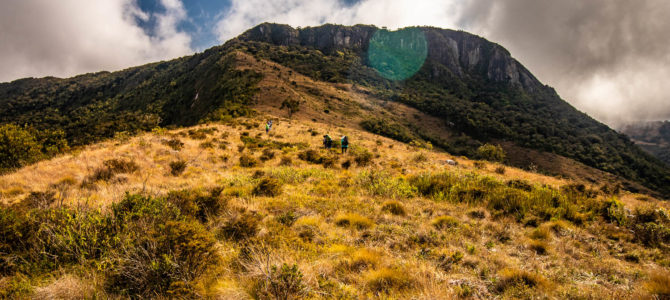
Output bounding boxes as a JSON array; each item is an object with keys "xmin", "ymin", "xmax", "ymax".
[
  {"xmin": 507, "ymin": 179, "xmax": 533, "ymax": 192},
  {"xmin": 335, "ymin": 213, "xmax": 374, "ymax": 230},
  {"xmin": 279, "ymin": 156, "xmax": 293, "ymax": 166},
  {"xmin": 219, "ymin": 212, "xmax": 259, "ymax": 241},
  {"xmin": 432, "ymin": 216, "xmax": 459, "ymax": 230},
  {"xmin": 381, "ymin": 200, "xmax": 406, "ymax": 216},
  {"xmin": 601, "ymin": 198, "xmax": 627, "ymax": 226},
  {"xmin": 321, "ymin": 155, "xmax": 338, "ymax": 168},
  {"xmin": 166, "ymin": 188, "xmax": 227, "ymax": 222},
  {"xmin": 239, "ymin": 154, "xmax": 259, "ymax": 168},
  {"xmin": 259, "ymin": 149, "xmax": 276, "ymax": 161},
  {"xmin": 22, "ymin": 191, "xmax": 57, "ymax": 209},
  {"xmin": 298, "ymin": 149, "xmax": 323, "ymax": 164},
  {"xmin": 253, "ymin": 177, "xmax": 283, "ymax": 197},
  {"xmin": 255, "ymin": 263, "xmax": 307, "ymax": 299},
  {"xmin": 106, "ymin": 220, "xmax": 217, "ymax": 297},
  {"xmin": 276, "ymin": 211, "xmax": 298, "ymax": 227},
  {"xmin": 162, "ymin": 137, "xmax": 184, "ymax": 151},
  {"xmin": 0, "ymin": 124, "xmax": 67, "ymax": 172},
  {"xmin": 477, "ymin": 144, "xmax": 505, "ymax": 162},
  {"xmin": 358, "ymin": 171, "xmax": 416, "ymax": 199},
  {"xmin": 169, "ymin": 160, "xmax": 187, "ymax": 176},
  {"xmin": 354, "ymin": 149, "xmax": 373, "ymax": 166}
]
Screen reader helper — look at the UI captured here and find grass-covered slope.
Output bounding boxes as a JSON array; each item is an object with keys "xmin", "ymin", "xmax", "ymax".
[
  {"xmin": 235, "ymin": 23, "xmax": 670, "ymax": 198},
  {"xmin": 1, "ymin": 117, "xmax": 669, "ymax": 298},
  {"xmin": 1, "ymin": 23, "xmax": 668, "ymax": 197}
]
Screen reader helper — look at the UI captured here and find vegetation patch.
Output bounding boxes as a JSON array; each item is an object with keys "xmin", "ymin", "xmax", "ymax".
[{"xmin": 334, "ymin": 213, "xmax": 374, "ymax": 230}]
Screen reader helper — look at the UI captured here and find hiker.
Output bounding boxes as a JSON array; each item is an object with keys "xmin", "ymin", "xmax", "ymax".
[
  {"xmin": 323, "ymin": 135, "xmax": 332, "ymax": 149},
  {"xmin": 265, "ymin": 122, "xmax": 270, "ymax": 134},
  {"xmin": 341, "ymin": 135, "xmax": 349, "ymax": 154}
]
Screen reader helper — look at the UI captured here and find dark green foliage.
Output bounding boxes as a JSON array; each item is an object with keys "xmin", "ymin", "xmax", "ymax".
[
  {"xmin": 22, "ymin": 191, "xmax": 57, "ymax": 209},
  {"xmin": 82, "ymin": 158, "xmax": 139, "ymax": 187},
  {"xmin": 162, "ymin": 137, "xmax": 184, "ymax": 151},
  {"xmin": 601, "ymin": 198, "xmax": 627, "ymax": 226},
  {"xmin": 507, "ymin": 179, "xmax": 533, "ymax": 192},
  {"xmin": 255, "ymin": 263, "xmax": 307, "ymax": 300},
  {"xmin": 321, "ymin": 155, "xmax": 339, "ymax": 168},
  {"xmin": 106, "ymin": 220, "xmax": 217, "ymax": 297},
  {"xmin": 298, "ymin": 149, "xmax": 323, "ymax": 164},
  {"xmin": 276, "ymin": 211, "xmax": 298, "ymax": 226},
  {"xmin": 169, "ymin": 160, "xmax": 187, "ymax": 176},
  {"xmin": 361, "ymin": 118, "xmax": 416, "ymax": 143},
  {"xmin": 253, "ymin": 177, "xmax": 283, "ymax": 197},
  {"xmin": 0, "ymin": 47, "xmax": 262, "ymax": 150},
  {"xmin": 0, "ymin": 124, "xmax": 68, "ymax": 173},
  {"xmin": 477, "ymin": 144, "xmax": 506, "ymax": 162},
  {"xmin": 260, "ymin": 148, "xmax": 276, "ymax": 161},
  {"xmin": 239, "ymin": 154, "xmax": 259, "ymax": 168},
  {"xmin": 219, "ymin": 212, "xmax": 260, "ymax": 241},
  {"xmin": 354, "ymin": 149, "xmax": 373, "ymax": 167},
  {"xmin": 166, "ymin": 187, "xmax": 227, "ymax": 222},
  {"xmin": 280, "ymin": 99, "xmax": 300, "ymax": 117}
]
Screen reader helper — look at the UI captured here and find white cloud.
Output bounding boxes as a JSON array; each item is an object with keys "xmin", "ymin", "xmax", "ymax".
[
  {"xmin": 215, "ymin": 0, "xmax": 462, "ymax": 41},
  {"xmin": 0, "ymin": 0, "xmax": 192, "ymax": 82}
]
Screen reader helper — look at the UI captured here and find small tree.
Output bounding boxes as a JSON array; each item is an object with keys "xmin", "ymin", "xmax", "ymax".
[
  {"xmin": 280, "ymin": 99, "xmax": 300, "ymax": 118},
  {"xmin": 0, "ymin": 124, "xmax": 41, "ymax": 171},
  {"xmin": 477, "ymin": 144, "xmax": 506, "ymax": 162}
]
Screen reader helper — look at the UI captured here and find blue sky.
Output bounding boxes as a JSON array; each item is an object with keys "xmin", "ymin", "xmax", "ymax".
[{"xmin": 137, "ymin": 0, "xmax": 231, "ymax": 50}]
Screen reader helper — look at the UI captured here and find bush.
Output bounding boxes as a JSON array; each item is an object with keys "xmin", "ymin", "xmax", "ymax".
[
  {"xmin": 601, "ymin": 198, "xmax": 627, "ymax": 226},
  {"xmin": 495, "ymin": 166, "xmax": 506, "ymax": 174},
  {"xmin": 321, "ymin": 155, "xmax": 338, "ymax": 168},
  {"xmin": 276, "ymin": 211, "xmax": 298, "ymax": 227},
  {"xmin": 528, "ymin": 240, "xmax": 549, "ymax": 255},
  {"xmin": 467, "ymin": 209, "xmax": 486, "ymax": 219},
  {"xmin": 22, "ymin": 191, "xmax": 57, "ymax": 209},
  {"xmin": 279, "ymin": 156, "xmax": 293, "ymax": 166},
  {"xmin": 106, "ymin": 220, "xmax": 218, "ymax": 297},
  {"xmin": 259, "ymin": 149, "xmax": 276, "ymax": 161},
  {"xmin": 432, "ymin": 216, "xmax": 459, "ymax": 230},
  {"xmin": 162, "ymin": 138, "xmax": 184, "ymax": 151},
  {"xmin": 507, "ymin": 179, "xmax": 533, "ymax": 192},
  {"xmin": 334, "ymin": 213, "xmax": 374, "ymax": 230},
  {"xmin": 364, "ymin": 268, "xmax": 413, "ymax": 293},
  {"xmin": 0, "ymin": 124, "xmax": 46, "ymax": 172},
  {"xmin": 358, "ymin": 171, "xmax": 416, "ymax": 199},
  {"xmin": 83, "ymin": 158, "xmax": 139, "ymax": 186},
  {"xmin": 381, "ymin": 200, "xmax": 406, "ymax": 216},
  {"xmin": 495, "ymin": 268, "xmax": 547, "ymax": 293},
  {"xmin": 341, "ymin": 160, "xmax": 352, "ymax": 169},
  {"xmin": 477, "ymin": 144, "xmax": 505, "ymax": 162},
  {"xmin": 239, "ymin": 154, "xmax": 259, "ymax": 168},
  {"xmin": 298, "ymin": 149, "xmax": 323, "ymax": 164},
  {"xmin": 104, "ymin": 158, "xmax": 139, "ymax": 174},
  {"xmin": 354, "ymin": 149, "xmax": 373, "ymax": 167},
  {"xmin": 255, "ymin": 263, "xmax": 307, "ymax": 299},
  {"xmin": 253, "ymin": 177, "xmax": 283, "ymax": 197},
  {"xmin": 166, "ymin": 188, "xmax": 227, "ymax": 222},
  {"xmin": 169, "ymin": 160, "xmax": 187, "ymax": 176},
  {"xmin": 219, "ymin": 212, "xmax": 259, "ymax": 241}
]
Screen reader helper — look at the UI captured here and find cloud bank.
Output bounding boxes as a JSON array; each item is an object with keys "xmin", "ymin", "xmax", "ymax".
[{"xmin": 0, "ymin": 0, "xmax": 192, "ymax": 83}]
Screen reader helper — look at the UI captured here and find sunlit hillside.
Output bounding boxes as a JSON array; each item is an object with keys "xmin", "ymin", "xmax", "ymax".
[{"xmin": 1, "ymin": 116, "xmax": 669, "ymax": 299}]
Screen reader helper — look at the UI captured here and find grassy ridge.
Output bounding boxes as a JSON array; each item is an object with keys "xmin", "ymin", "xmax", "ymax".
[{"xmin": 1, "ymin": 118, "xmax": 668, "ymax": 298}]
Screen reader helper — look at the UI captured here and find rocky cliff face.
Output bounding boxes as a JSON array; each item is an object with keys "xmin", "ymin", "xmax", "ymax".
[{"xmin": 238, "ymin": 23, "xmax": 541, "ymax": 91}]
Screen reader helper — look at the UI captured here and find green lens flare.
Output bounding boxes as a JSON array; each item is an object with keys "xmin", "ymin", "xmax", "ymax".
[{"xmin": 367, "ymin": 27, "xmax": 428, "ymax": 81}]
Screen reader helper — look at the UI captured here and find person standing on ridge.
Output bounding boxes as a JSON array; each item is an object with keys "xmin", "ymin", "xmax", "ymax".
[
  {"xmin": 341, "ymin": 135, "xmax": 348, "ymax": 154},
  {"xmin": 323, "ymin": 135, "xmax": 332, "ymax": 149}
]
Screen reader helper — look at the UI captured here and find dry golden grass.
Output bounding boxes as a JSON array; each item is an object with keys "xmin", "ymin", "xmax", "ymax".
[{"xmin": 1, "ymin": 116, "xmax": 669, "ymax": 299}]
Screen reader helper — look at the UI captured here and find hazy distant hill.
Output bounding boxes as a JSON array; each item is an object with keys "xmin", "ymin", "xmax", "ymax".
[
  {"xmin": 1, "ymin": 23, "xmax": 669, "ymax": 197},
  {"xmin": 620, "ymin": 121, "xmax": 670, "ymax": 165}
]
